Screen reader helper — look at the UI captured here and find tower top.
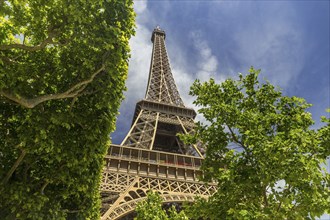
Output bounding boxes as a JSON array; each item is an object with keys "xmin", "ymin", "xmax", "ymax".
[
  {"xmin": 151, "ymin": 26, "xmax": 166, "ymax": 42},
  {"xmin": 145, "ymin": 26, "xmax": 185, "ymax": 107}
]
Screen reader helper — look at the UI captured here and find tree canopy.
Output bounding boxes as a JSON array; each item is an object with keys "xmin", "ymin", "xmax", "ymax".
[
  {"xmin": 184, "ymin": 67, "xmax": 330, "ymax": 219},
  {"xmin": 0, "ymin": 0, "xmax": 135, "ymax": 219}
]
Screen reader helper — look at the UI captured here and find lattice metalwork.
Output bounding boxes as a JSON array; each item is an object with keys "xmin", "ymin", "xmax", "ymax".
[
  {"xmin": 145, "ymin": 27, "xmax": 184, "ymax": 107},
  {"xmin": 100, "ymin": 27, "xmax": 214, "ymax": 219}
]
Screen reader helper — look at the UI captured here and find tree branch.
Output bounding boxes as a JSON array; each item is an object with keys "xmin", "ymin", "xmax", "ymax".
[
  {"xmin": 23, "ymin": 34, "xmax": 26, "ymax": 45},
  {"xmin": 227, "ymin": 125, "xmax": 245, "ymax": 149},
  {"xmin": 40, "ymin": 180, "xmax": 50, "ymax": 195},
  {"xmin": 1, "ymin": 37, "xmax": 52, "ymax": 52},
  {"xmin": 2, "ymin": 148, "xmax": 26, "ymax": 185},
  {"xmin": 0, "ymin": 65, "xmax": 105, "ymax": 108},
  {"xmin": 277, "ymin": 200, "xmax": 282, "ymax": 212},
  {"xmin": 0, "ymin": 32, "xmax": 57, "ymax": 51},
  {"xmin": 68, "ymin": 88, "xmax": 101, "ymax": 112},
  {"xmin": 263, "ymin": 185, "xmax": 269, "ymax": 208},
  {"xmin": 0, "ymin": 55, "xmax": 15, "ymax": 65},
  {"xmin": 277, "ymin": 185, "xmax": 292, "ymax": 212},
  {"xmin": 62, "ymin": 209, "xmax": 82, "ymax": 213}
]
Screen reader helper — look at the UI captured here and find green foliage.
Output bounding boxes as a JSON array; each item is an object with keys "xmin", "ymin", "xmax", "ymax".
[
  {"xmin": 0, "ymin": 0, "xmax": 135, "ymax": 219},
  {"xmin": 319, "ymin": 109, "xmax": 330, "ymax": 157},
  {"xmin": 185, "ymin": 67, "xmax": 330, "ymax": 219},
  {"xmin": 135, "ymin": 191, "xmax": 188, "ymax": 220}
]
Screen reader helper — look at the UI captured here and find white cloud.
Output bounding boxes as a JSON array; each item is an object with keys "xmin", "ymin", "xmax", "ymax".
[
  {"xmin": 133, "ymin": 0, "xmax": 147, "ymax": 14},
  {"xmin": 123, "ymin": 1, "xmax": 152, "ymax": 105},
  {"xmin": 189, "ymin": 31, "xmax": 225, "ymax": 84},
  {"xmin": 230, "ymin": 5, "xmax": 304, "ymax": 89},
  {"xmin": 125, "ymin": 23, "xmax": 152, "ymax": 103},
  {"xmin": 168, "ymin": 31, "xmax": 226, "ymax": 123}
]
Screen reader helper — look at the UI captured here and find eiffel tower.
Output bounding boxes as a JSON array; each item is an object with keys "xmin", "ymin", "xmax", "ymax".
[{"xmin": 100, "ymin": 27, "xmax": 216, "ymax": 220}]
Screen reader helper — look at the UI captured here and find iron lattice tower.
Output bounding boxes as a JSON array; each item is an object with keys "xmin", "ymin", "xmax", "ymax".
[{"xmin": 100, "ymin": 27, "xmax": 216, "ymax": 219}]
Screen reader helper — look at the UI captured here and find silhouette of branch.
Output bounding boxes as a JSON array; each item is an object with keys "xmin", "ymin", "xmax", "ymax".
[{"xmin": 2, "ymin": 147, "xmax": 26, "ymax": 185}]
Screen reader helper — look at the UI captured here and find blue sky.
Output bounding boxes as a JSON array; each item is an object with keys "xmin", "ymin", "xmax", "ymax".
[
  {"xmin": 112, "ymin": 0, "xmax": 329, "ymax": 143},
  {"xmin": 112, "ymin": 1, "xmax": 329, "ymax": 217}
]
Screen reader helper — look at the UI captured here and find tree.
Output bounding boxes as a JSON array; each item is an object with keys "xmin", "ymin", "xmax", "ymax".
[
  {"xmin": 135, "ymin": 191, "xmax": 188, "ymax": 220},
  {"xmin": 183, "ymin": 67, "xmax": 330, "ymax": 219},
  {"xmin": 0, "ymin": 0, "xmax": 135, "ymax": 219}
]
